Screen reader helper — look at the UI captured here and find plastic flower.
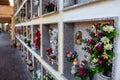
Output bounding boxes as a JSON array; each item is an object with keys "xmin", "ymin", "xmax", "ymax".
[
  {"xmin": 92, "ymin": 58, "xmax": 98, "ymax": 63},
  {"xmin": 89, "ymin": 48, "xmax": 93, "ymax": 53},
  {"xmin": 101, "ymin": 36, "xmax": 110, "ymax": 44},
  {"xmin": 103, "ymin": 51, "xmax": 109, "ymax": 59},
  {"xmin": 103, "ymin": 25, "xmax": 114, "ymax": 33},
  {"xmin": 89, "ymin": 38, "xmax": 95, "ymax": 44},
  {"xmin": 95, "ymin": 43, "xmax": 103, "ymax": 50},
  {"xmin": 108, "ymin": 59, "xmax": 112, "ymax": 63},
  {"xmin": 95, "ymin": 23, "xmax": 100, "ymax": 29},
  {"xmin": 27, "ymin": 60, "xmax": 32, "ymax": 65},
  {"xmin": 104, "ymin": 44, "xmax": 113, "ymax": 50},
  {"xmin": 46, "ymin": 48, "xmax": 52, "ymax": 53},
  {"xmin": 97, "ymin": 32, "xmax": 104, "ymax": 38},
  {"xmin": 98, "ymin": 60, "xmax": 103, "ymax": 66}
]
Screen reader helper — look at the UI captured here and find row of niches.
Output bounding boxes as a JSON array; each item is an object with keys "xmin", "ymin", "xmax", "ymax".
[
  {"xmin": 16, "ymin": 20, "xmax": 117, "ymax": 80},
  {"xmin": 14, "ymin": 0, "xmax": 99, "ymax": 24},
  {"xmin": 15, "ymin": 0, "xmax": 58, "ymax": 24},
  {"xmin": 64, "ymin": 0, "xmax": 98, "ymax": 8},
  {"xmin": 16, "ymin": 41, "xmax": 57, "ymax": 80}
]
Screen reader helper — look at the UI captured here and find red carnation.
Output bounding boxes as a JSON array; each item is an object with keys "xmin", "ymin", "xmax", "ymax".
[{"xmin": 46, "ymin": 48, "xmax": 52, "ymax": 53}]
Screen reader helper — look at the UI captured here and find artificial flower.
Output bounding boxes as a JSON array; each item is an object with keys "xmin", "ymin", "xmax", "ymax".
[
  {"xmin": 91, "ymin": 25, "xmax": 97, "ymax": 33},
  {"xmin": 97, "ymin": 32, "xmax": 104, "ymax": 38},
  {"xmin": 104, "ymin": 44, "xmax": 113, "ymax": 50},
  {"xmin": 89, "ymin": 48, "xmax": 93, "ymax": 53},
  {"xmin": 98, "ymin": 60, "xmax": 103, "ymax": 66},
  {"xmin": 108, "ymin": 59, "xmax": 113, "ymax": 63},
  {"xmin": 27, "ymin": 60, "xmax": 32, "ymax": 65},
  {"xmin": 101, "ymin": 36, "xmax": 110, "ymax": 44},
  {"xmin": 95, "ymin": 23, "xmax": 100, "ymax": 29},
  {"xmin": 92, "ymin": 58, "xmax": 98, "ymax": 63},
  {"xmin": 95, "ymin": 43, "xmax": 103, "ymax": 50},
  {"xmin": 46, "ymin": 48, "xmax": 52, "ymax": 53},
  {"xmin": 103, "ymin": 51, "xmax": 109, "ymax": 59},
  {"xmin": 103, "ymin": 25, "xmax": 114, "ymax": 33},
  {"xmin": 89, "ymin": 38, "xmax": 95, "ymax": 44}
]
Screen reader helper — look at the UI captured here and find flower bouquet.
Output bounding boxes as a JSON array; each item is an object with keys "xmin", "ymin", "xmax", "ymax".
[
  {"xmin": 82, "ymin": 23, "xmax": 118, "ymax": 77},
  {"xmin": 45, "ymin": 1, "xmax": 57, "ymax": 13},
  {"xmin": 46, "ymin": 48, "xmax": 56, "ymax": 65},
  {"xmin": 33, "ymin": 29, "xmax": 41, "ymax": 54},
  {"xmin": 73, "ymin": 60, "xmax": 94, "ymax": 80},
  {"xmin": 27, "ymin": 60, "xmax": 32, "ymax": 66},
  {"xmin": 34, "ymin": 70, "xmax": 41, "ymax": 80},
  {"xmin": 34, "ymin": 29, "xmax": 41, "ymax": 50},
  {"xmin": 27, "ymin": 65, "xmax": 33, "ymax": 72},
  {"xmin": 43, "ymin": 71, "xmax": 54, "ymax": 80},
  {"xmin": 66, "ymin": 51, "xmax": 78, "ymax": 62}
]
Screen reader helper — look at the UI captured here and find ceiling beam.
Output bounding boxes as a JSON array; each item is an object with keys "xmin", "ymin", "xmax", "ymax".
[{"xmin": 0, "ymin": 5, "xmax": 14, "ymax": 15}]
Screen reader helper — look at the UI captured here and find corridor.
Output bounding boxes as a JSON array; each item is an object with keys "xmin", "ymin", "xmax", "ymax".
[{"xmin": 0, "ymin": 33, "xmax": 32, "ymax": 80}]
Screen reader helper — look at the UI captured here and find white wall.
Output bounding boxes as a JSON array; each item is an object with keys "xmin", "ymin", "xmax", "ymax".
[
  {"xmin": 63, "ymin": 0, "xmax": 120, "ymax": 22},
  {"xmin": 63, "ymin": 0, "xmax": 120, "ymax": 80}
]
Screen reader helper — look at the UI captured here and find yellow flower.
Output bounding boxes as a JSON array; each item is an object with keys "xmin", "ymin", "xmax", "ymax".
[
  {"xmin": 101, "ymin": 37, "xmax": 110, "ymax": 44},
  {"xmin": 92, "ymin": 58, "xmax": 98, "ymax": 63},
  {"xmin": 103, "ymin": 51, "xmax": 109, "ymax": 59},
  {"xmin": 108, "ymin": 59, "xmax": 113, "ymax": 63}
]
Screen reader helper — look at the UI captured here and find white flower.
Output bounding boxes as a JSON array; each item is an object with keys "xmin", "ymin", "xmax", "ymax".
[
  {"xmin": 91, "ymin": 25, "xmax": 97, "ymax": 33},
  {"xmin": 104, "ymin": 44, "xmax": 113, "ymax": 50},
  {"xmin": 101, "ymin": 36, "xmax": 110, "ymax": 44},
  {"xmin": 92, "ymin": 58, "xmax": 98, "ymax": 63},
  {"xmin": 103, "ymin": 25, "xmax": 114, "ymax": 33}
]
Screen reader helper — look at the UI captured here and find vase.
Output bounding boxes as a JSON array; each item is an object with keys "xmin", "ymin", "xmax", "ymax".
[{"xmin": 96, "ymin": 74, "xmax": 111, "ymax": 80}]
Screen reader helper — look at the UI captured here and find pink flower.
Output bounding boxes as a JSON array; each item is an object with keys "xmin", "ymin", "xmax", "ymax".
[
  {"xmin": 89, "ymin": 48, "xmax": 93, "ymax": 53},
  {"xmin": 50, "ymin": 53, "xmax": 56, "ymax": 57},
  {"xmin": 67, "ymin": 53, "xmax": 72, "ymax": 57},
  {"xmin": 50, "ymin": 59, "xmax": 54, "ymax": 65},
  {"xmin": 89, "ymin": 38, "xmax": 95, "ymax": 44},
  {"xmin": 91, "ymin": 32, "xmax": 95, "ymax": 36},
  {"xmin": 96, "ymin": 43, "xmax": 103, "ymax": 50},
  {"xmin": 98, "ymin": 60, "xmax": 103, "ymax": 66},
  {"xmin": 83, "ymin": 72, "xmax": 86, "ymax": 77},
  {"xmin": 97, "ymin": 32, "xmax": 104, "ymax": 38},
  {"xmin": 27, "ymin": 60, "xmax": 32, "ymax": 65},
  {"xmin": 95, "ymin": 23, "xmax": 100, "ymax": 29},
  {"xmin": 101, "ymin": 54, "xmax": 104, "ymax": 59}
]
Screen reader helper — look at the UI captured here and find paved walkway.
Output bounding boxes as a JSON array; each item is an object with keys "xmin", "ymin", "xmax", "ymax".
[{"xmin": 0, "ymin": 33, "xmax": 32, "ymax": 80}]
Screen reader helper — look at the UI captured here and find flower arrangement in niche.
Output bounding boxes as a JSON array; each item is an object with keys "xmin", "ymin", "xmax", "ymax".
[
  {"xmin": 22, "ymin": 52, "xmax": 27, "ymax": 59},
  {"xmin": 46, "ymin": 28, "xmax": 58, "ymax": 65},
  {"xmin": 27, "ymin": 60, "xmax": 32, "ymax": 66},
  {"xmin": 43, "ymin": 71, "xmax": 54, "ymax": 80},
  {"xmin": 66, "ymin": 51, "xmax": 78, "ymax": 62},
  {"xmin": 27, "ymin": 65, "xmax": 33, "ymax": 72},
  {"xmin": 34, "ymin": 70, "xmax": 41, "ymax": 80},
  {"xmin": 82, "ymin": 23, "xmax": 118, "ymax": 77},
  {"xmin": 66, "ymin": 50, "xmax": 93, "ymax": 80},
  {"xmin": 45, "ymin": 1, "xmax": 57, "ymax": 13},
  {"xmin": 33, "ymin": 28, "xmax": 41, "ymax": 54},
  {"xmin": 46, "ymin": 48, "xmax": 56, "ymax": 65},
  {"xmin": 73, "ymin": 60, "xmax": 94, "ymax": 80}
]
